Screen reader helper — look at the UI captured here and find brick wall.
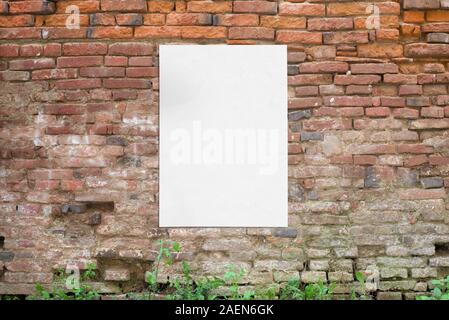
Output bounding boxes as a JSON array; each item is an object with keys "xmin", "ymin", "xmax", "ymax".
[{"xmin": 1, "ymin": 0, "xmax": 449, "ymax": 300}]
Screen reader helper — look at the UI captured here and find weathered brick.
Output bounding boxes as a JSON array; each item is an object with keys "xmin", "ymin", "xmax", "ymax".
[
  {"xmin": 403, "ymin": 0, "xmax": 440, "ymax": 9},
  {"xmin": 351, "ymin": 63, "xmax": 398, "ymax": 74},
  {"xmin": 279, "ymin": 3, "xmax": 324, "ymax": 16},
  {"xmin": 109, "ymin": 42, "xmax": 153, "ymax": 55},
  {"xmin": 101, "ymin": 0, "xmax": 146, "ymax": 12},
  {"xmin": 276, "ymin": 31, "xmax": 322, "ymax": 44},
  {"xmin": 9, "ymin": 1, "xmax": 55, "ymax": 14},
  {"xmin": 229, "ymin": 27, "xmax": 274, "ymax": 40},
  {"xmin": 214, "ymin": 14, "xmax": 259, "ymax": 26},
  {"xmin": 405, "ymin": 44, "xmax": 449, "ymax": 58},
  {"xmin": 233, "ymin": 1, "xmax": 277, "ymax": 14},
  {"xmin": 308, "ymin": 18, "xmax": 353, "ymax": 31}
]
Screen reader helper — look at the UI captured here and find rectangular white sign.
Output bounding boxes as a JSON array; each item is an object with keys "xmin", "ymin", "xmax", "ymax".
[{"xmin": 159, "ymin": 45, "xmax": 287, "ymax": 227}]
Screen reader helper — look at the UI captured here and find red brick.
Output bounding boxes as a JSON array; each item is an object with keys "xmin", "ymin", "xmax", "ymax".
[
  {"xmin": 335, "ymin": 75, "xmax": 381, "ymax": 85},
  {"xmin": 0, "ymin": 44, "xmax": 20, "ymax": 57},
  {"xmin": 351, "ymin": 63, "xmax": 398, "ymax": 74},
  {"xmin": 0, "ymin": 27, "xmax": 41, "ymax": 39},
  {"xmin": 279, "ymin": 2, "xmax": 324, "ymax": 16},
  {"xmin": 143, "ymin": 13, "xmax": 166, "ymax": 25},
  {"xmin": 63, "ymin": 43, "xmax": 107, "ymax": 55},
  {"xmin": 89, "ymin": 13, "xmax": 115, "ymax": 26},
  {"xmin": 166, "ymin": 13, "xmax": 211, "ymax": 25},
  {"xmin": 181, "ymin": 26, "xmax": 227, "ymax": 39},
  {"xmin": 42, "ymin": 14, "xmax": 89, "ymax": 27},
  {"xmin": 403, "ymin": 11, "xmax": 425, "ymax": 23},
  {"xmin": 101, "ymin": 0, "xmax": 146, "ymax": 12},
  {"xmin": 120, "ymin": 15, "xmax": 146, "ymax": 25},
  {"xmin": 43, "ymin": 104, "xmax": 85, "ymax": 115},
  {"xmin": 260, "ymin": 16, "xmax": 306, "ymax": 29},
  {"xmin": 405, "ymin": 44, "xmax": 449, "ymax": 58},
  {"xmin": 384, "ymin": 74, "xmax": 417, "ymax": 85},
  {"xmin": 103, "ymin": 78, "xmax": 151, "ymax": 89},
  {"xmin": 323, "ymin": 31, "xmax": 368, "ymax": 44},
  {"xmin": 105, "ymin": 56, "xmax": 128, "ymax": 66},
  {"xmin": 20, "ymin": 44, "xmax": 43, "ymax": 57},
  {"xmin": 234, "ymin": 1, "xmax": 277, "ymax": 14},
  {"xmin": 187, "ymin": 1, "xmax": 232, "ymax": 13},
  {"xmin": 399, "ymin": 85, "xmax": 422, "ymax": 96},
  {"xmin": 135, "ymin": 26, "xmax": 182, "ymax": 38},
  {"xmin": 289, "ymin": 74, "xmax": 333, "ymax": 85},
  {"xmin": 80, "ymin": 67, "xmax": 125, "ymax": 78},
  {"xmin": 44, "ymin": 27, "xmax": 87, "ymax": 39},
  {"xmin": 89, "ymin": 27, "xmax": 133, "ymax": 39},
  {"xmin": 0, "ymin": 15, "xmax": 34, "ymax": 27},
  {"xmin": 366, "ymin": 107, "xmax": 391, "ymax": 118},
  {"xmin": 57, "ymin": 56, "xmax": 103, "ymax": 68},
  {"xmin": 148, "ymin": 0, "xmax": 175, "ymax": 13},
  {"xmin": 358, "ymin": 43, "xmax": 403, "ymax": 58},
  {"xmin": 354, "ymin": 155, "xmax": 377, "ymax": 165},
  {"xmin": 55, "ymin": 79, "xmax": 102, "ymax": 90},
  {"xmin": 9, "ymin": 1, "xmax": 55, "ymax": 14},
  {"xmin": 276, "ymin": 31, "xmax": 322, "ymax": 44},
  {"xmin": 308, "ymin": 18, "xmax": 353, "ymax": 31},
  {"xmin": 302, "ymin": 119, "xmax": 352, "ymax": 131},
  {"xmin": 9, "ymin": 58, "xmax": 55, "ymax": 70},
  {"xmin": 214, "ymin": 14, "xmax": 259, "ymax": 26},
  {"xmin": 126, "ymin": 67, "xmax": 158, "ymax": 77},
  {"xmin": 56, "ymin": 0, "xmax": 100, "ymax": 13},
  {"xmin": 108, "ymin": 42, "xmax": 153, "ymax": 56},
  {"xmin": 229, "ymin": 27, "xmax": 274, "ymax": 40},
  {"xmin": 32, "ymin": 69, "xmax": 77, "ymax": 80},
  {"xmin": 339, "ymin": 107, "xmax": 364, "ymax": 117},
  {"xmin": 299, "ymin": 62, "xmax": 348, "ymax": 74},
  {"xmin": 288, "ymin": 98, "xmax": 322, "ymax": 109}
]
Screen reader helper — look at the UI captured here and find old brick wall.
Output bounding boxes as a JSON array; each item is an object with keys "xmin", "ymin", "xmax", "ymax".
[{"xmin": 1, "ymin": 0, "xmax": 449, "ymax": 300}]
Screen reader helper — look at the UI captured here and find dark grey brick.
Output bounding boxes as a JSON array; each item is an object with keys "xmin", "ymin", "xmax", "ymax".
[
  {"xmin": 0, "ymin": 251, "xmax": 14, "ymax": 262},
  {"xmin": 288, "ymin": 65, "xmax": 299, "ymax": 75},
  {"xmin": 406, "ymin": 97, "xmax": 430, "ymax": 107},
  {"xmin": 62, "ymin": 204, "xmax": 87, "ymax": 214},
  {"xmin": 106, "ymin": 136, "xmax": 128, "ymax": 146},
  {"xmin": 289, "ymin": 183, "xmax": 304, "ymax": 202},
  {"xmin": 365, "ymin": 167, "xmax": 379, "ymax": 188},
  {"xmin": 88, "ymin": 213, "xmax": 102, "ymax": 226},
  {"xmin": 301, "ymin": 131, "xmax": 324, "ymax": 141},
  {"xmin": 273, "ymin": 228, "xmax": 298, "ymax": 238},
  {"xmin": 289, "ymin": 109, "xmax": 311, "ymax": 121},
  {"xmin": 421, "ymin": 177, "xmax": 444, "ymax": 189}
]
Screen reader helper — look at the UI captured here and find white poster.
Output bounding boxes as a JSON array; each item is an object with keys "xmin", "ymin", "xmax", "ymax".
[{"xmin": 159, "ymin": 45, "xmax": 287, "ymax": 227}]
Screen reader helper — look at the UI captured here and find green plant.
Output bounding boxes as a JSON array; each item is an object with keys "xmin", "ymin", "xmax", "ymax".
[
  {"xmin": 145, "ymin": 240, "xmax": 181, "ymax": 294},
  {"xmin": 417, "ymin": 276, "xmax": 449, "ymax": 300},
  {"xmin": 255, "ymin": 284, "xmax": 278, "ymax": 300},
  {"xmin": 304, "ymin": 280, "xmax": 335, "ymax": 300},
  {"xmin": 28, "ymin": 263, "xmax": 99, "ymax": 300},
  {"xmin": 279, "ymin": 278, "xmax": 335, "ymax": 300},
  {"xmin": 279, "ymin": 279, "xmax": 305, "ymax": 300},
  {"xmin": 0, "ymin": 295, "xmax": 20, "ymax": 300},
  {"xmin": 167, "ymin": 261, "xmax": 223, "ymax": 300},
  {"xmin": 223, "ymin": 265, "xmax": 254, "ymax": 300},
  {"xmin": 350, "ymin": 271, "xmax": 371, "ymax": 300}
]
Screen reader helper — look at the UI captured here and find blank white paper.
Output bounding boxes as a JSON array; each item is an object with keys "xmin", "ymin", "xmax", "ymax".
[{"xmin": 159, "ymin": 45, "xmax": 287, "ymax": 227}]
